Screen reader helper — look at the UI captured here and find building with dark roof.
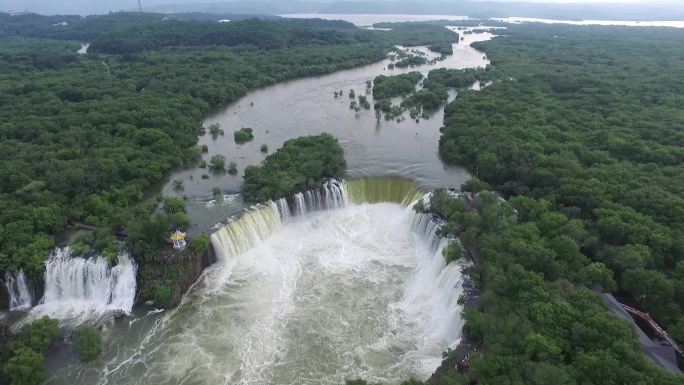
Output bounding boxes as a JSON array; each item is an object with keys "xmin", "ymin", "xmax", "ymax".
[{"xmin": 600, "ymin": 292, "xmax": 681, "ymax": 374}]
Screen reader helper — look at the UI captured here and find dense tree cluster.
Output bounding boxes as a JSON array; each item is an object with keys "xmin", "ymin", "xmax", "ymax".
[
  {"xmin": 73, "ymin": 325, "xmax": 102, "ymax": 362},
  {"xmin": 436, "ymin": 23, "xmax": 684, "ymax": 381},
  {"xmin": 395, "ymin": 55, "xmax": 428, "ymax": 68},
  {"xmin": 85, "ymin": 18, "xmax": 458, "ymax": 55},
  {"xmin": 372, "ymin": 71, "xmax": 423, "ymax": 99},
  {"xmin": 0, "ymin": 317, "xmax": 59, "ymax": 385},
  {"xmin": 241, "ymin": 134, "xmax": 346, "ymax": 203},
  {"xmin": 233, "ymin": 127, "xmax": 254, "ymax": 144},
  {"xmin": 371, "ymin": 67, "xmax": 495, "ymax": 121},
  {"xmin": 89, "ymin": 19, "xmax": 370, "ymax": 54},
  {"xmin": 428, "ymin": 41, "xmax": 454, "ymax": 55},
  {"xmin": 414, "ymin": 185, "xmax": 682, "ymax": 385},
  {"xmin": 372, "ymin": 22, "xmax": 459, "ymax": 48},
  {"xmin": 0, "ymin": 12, "xmax": 290, "ymax": 42},
  {"xmin": 0, "ymin": 12, "xmax": 160, "ymax": 41}
]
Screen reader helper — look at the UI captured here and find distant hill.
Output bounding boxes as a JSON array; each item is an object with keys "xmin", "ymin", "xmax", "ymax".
[{"xmin": 148, "ymin": 1, "xmax": 684, "ymax": 21}]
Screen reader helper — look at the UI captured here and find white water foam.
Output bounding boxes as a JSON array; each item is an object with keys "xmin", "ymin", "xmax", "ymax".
[
  {"xmin": 26, "ymin": 247, "xmax": 137, "ymax": 325},
  {"xmin": 4, "ymin": 270, "xmax": 33, "ymax": 311}
]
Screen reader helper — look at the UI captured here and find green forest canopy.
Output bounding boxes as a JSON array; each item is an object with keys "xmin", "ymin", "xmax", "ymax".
[
  {"xmin": 418, "ymin": 187, "xmax": 683, "ymax": 385},
  {"xmin": 437, "ymin": 22, "xmax": 684, "ymax": 379}
]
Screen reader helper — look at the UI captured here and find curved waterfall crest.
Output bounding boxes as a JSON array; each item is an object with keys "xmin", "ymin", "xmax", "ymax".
[
  {"xmin": 275, "ymin": 179, "xmax": 347, "ymax": 220},
  {"xmin": 3, "ymin": 270, "xmax": 33, "ymax": 311},
  {"xmin": 345, "ymin": 178, "xmax": 423, "ymax": 206},
  {"xmin": 210, "ymin": 178, "xmax": 460, "ymax": 272},
  {"xmin": 210, "ymin": 178, "xmax": 430, "ymax": 264}
]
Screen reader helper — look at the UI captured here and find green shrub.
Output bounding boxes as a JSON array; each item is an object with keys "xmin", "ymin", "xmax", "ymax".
[
  {"xmin": 460, "ymin": 177, "xmax": 490, "ymax": 193},
  {"xmin": 438, "ymin": 369, "xmax": 468, "ymax": 385},
  {"xmin": 227, "ymin": 161, "xmax": 238, "ymax": 175},
  {"xmin": 358, "ymin": 95, "xmax": 371, "ymax": 109},
  {"xmin": 2, "ymin": 346, "xmax": 45, "ymax": 385},
  {"xmin": 93, "ymin": 228, "xmax": 118, "ymax": 262},
  {"xmin": 18, "ymin": 317, "xmax": 59, "ymax": 353},
  {"xmin": 163, "ymin": 197, "xmax": 186, "ymax": 214},
  {"xmin": 208, "ymin": 123, "xmax": 223, "ymax": 138},
  {"xmin": 429, "ymin": 189, "xmax": 465, "ymax": 219},
  {"xmin": 189, "ymin": 234, "xmax": 210, "ymax": 253},
  {"xmin": 166, "ymin": 212, "xmax": 189, "ymax": 230},
  {"xmin": 71, "ymin": 241, "xmax": 92, "ymax": 256},
  {"xmin": 443, "ymin": 242, "xmax": 463, "ymax": 264},
  {"xmin": 413, "ymin": 199, "xmax": 426, "ymax": 213},
  {"xmin": 234, "ymin": 127, "xmax": 254, "ymax": 143},
  {"xmin": 209, "ymin": 154, "xmax": 226, "ymax": 171},
  {"xmin": 152, "ymin": 282, "xmax": 172, "ymax": 304},
  {"xmin": 73, "ymin": 325, "xmax": 102, "ymax": 362}
]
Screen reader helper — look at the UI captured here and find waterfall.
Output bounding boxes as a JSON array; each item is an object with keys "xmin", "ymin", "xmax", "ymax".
[
  {"xmin": 404, "ymin": 235, "xmax": 466, "ymax": 350},
  {"xmin": 27, "ymin": 247, "xmax": 137, "ymax": 323},
  {"xmin": 404, "ymin": 192, "xmax": 466, "ymax": 350},
  {"xmin": 210, "ymin": 202, "xmax": 283, "ymax": 263},
  {"xmin": 407, "ymin": 193, "xmax": 449, "ymax": 253},
  {"xmin": 409, "ymin": 210, "xmax": 446, "ymax": 253},
  {"xmin": 3, "ymin": 270, "xmax": 32, "ymax": 311},
  {"xmin": 274, "ymin": 179, "xmax": 347, "ymax": 220},
  {"xmin": 211, "ymin": 178, "xmax": 429, "ymax": 263},
  {"xmin": 271, "ymin": 178, "xmax": 423, "ymax": 223},
  {"xmin": 346, "ymin": 178, "xmax": 423, "ymax": 206}
]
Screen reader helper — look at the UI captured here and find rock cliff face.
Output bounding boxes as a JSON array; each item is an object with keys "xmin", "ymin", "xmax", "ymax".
[
  {"xmin": 0, "ymin": 286, "xmax": 8, "ymax": 310},
  {"xmin": 136, "ymin": 242, "xmax": 216, "ymax": 308},
  {"xmin": 0, "ymin": 316, "xmax": 9, "ymax": 346},
  {"xmin": 0, "ymin": 272, "xmax": 42, "ymax": 311}
]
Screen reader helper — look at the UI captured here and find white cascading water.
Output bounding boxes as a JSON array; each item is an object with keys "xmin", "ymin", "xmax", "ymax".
[
  {"xmin": 274, "ymin": 179, "xmax": 347, "ymax": 220},
  {"xmin": 71, "ymin": 180, "xmax": 466, "ymax": 385},
  {"xmin": 3, "ymin": 270, "xmax": 33, "ymax": 311},
  {"xmin": 25, "ymin": 247, "xmax": 137, "ymax": 324}
]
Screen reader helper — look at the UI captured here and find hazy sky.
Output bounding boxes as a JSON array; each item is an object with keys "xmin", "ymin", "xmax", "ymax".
[
  {"xmin": 1, "ymin": 0, "xmax": 681, "ymax": 16},
  {"xmin": 484, "ymin": 0, "xmax": 673, "ymax": 2},
  {"xmin": 1, "ymin": 0, "xmax": 678, "ymax": 8}
]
